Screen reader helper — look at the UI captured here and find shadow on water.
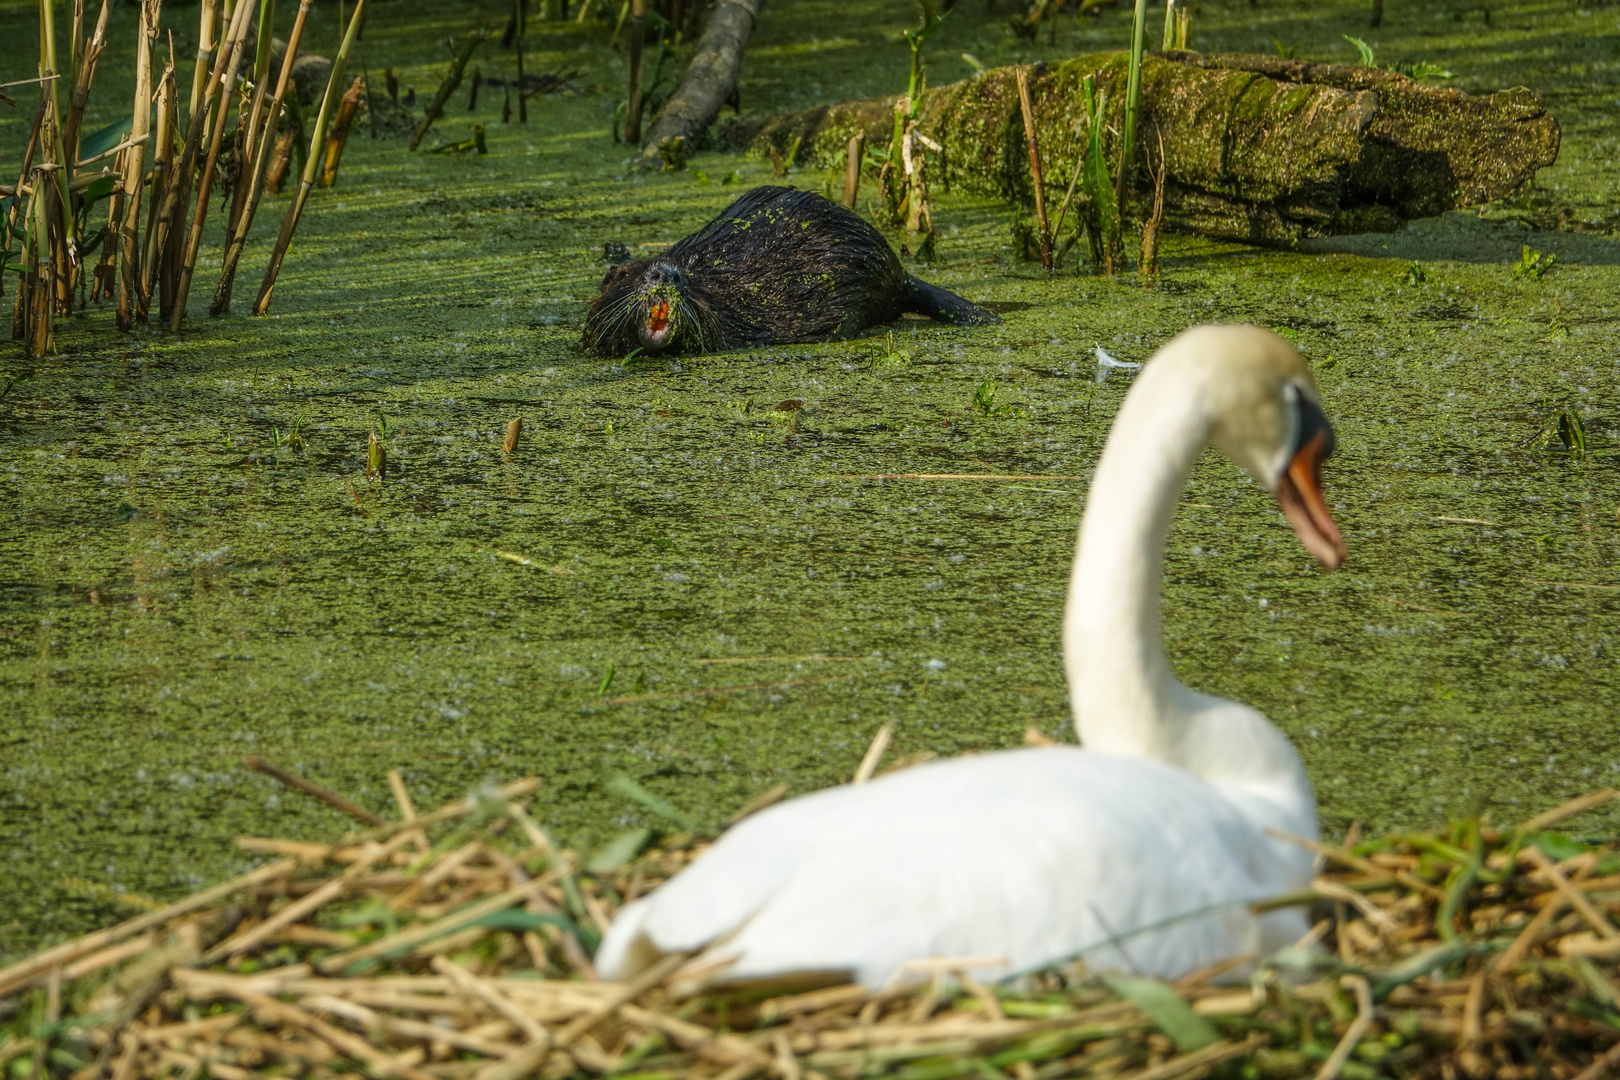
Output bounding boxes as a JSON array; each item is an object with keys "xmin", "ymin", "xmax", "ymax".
[{"xmin": 1302, "ymin": 212, "xmax": 1620, "ymax": 265}]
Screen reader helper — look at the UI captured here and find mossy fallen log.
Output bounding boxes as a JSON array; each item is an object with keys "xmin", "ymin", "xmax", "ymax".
[{"xmin": 718, "ymin": 51, "xmax": 1560, "ymax": 247}]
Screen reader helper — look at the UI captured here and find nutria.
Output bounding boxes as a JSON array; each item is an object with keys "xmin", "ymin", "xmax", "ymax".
[{"xmin": 583, "ymin": 186, "xmax": 999, "ymax": 357}]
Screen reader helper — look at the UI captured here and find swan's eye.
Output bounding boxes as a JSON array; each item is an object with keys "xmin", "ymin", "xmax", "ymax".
[{"xmin": 1291, "ymin": 392, "xmax": 1335, "ymax": 462}]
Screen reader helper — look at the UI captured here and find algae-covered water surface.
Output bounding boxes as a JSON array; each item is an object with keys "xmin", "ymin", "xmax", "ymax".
[{"xmin": 2, "ymin": 0, "xmax": 1618, "ymax": 956}]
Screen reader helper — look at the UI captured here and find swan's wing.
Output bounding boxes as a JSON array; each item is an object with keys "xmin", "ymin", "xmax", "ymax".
[{"xmin": 596, "ymin": 747, "xmax": 1312, "ymax": 988}]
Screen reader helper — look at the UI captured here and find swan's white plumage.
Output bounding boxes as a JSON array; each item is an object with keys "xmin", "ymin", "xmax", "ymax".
[
  {"xmin": 595, "ymin": 747, "xmax": 1311, "ymax": 986},
  {"xmin": 596, "ymin": 325, "xmax": 1336, "ymax": 989}
]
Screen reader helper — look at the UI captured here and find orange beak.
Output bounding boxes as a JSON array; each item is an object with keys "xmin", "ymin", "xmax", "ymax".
[
  {"xmin": 647, "ymin": 300, "xmax": 670, "ymax": 336},
  {"xmin": 1277, "ymin": 428, "xmax": 1346, "ymax": 570}
]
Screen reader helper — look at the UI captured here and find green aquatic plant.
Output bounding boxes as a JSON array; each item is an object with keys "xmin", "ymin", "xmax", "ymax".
[
  {"xmin": 1514, "ymin": 245, "xmax": 1557, "ymax": 280},
  {"xmin": 971, "ymin": 379, "xmax": 998, "ymax": 416},
  {"xmin": 1525, "ymin": 406, "xmax": 1587, "ymax": 459},
  {"xmin": 1344, "ymin": 34, "xmax": 1455, "ymax": 79},
  {"xmin": 1078, "ymin": 75, "xmax": 1122, "ymax": 274},
  {"xmin": 971, "ymin": 380, "xmax": 1024, "ymax": 418},
  {"xmin": 1117, "ymin": 0, "xmax": 1149, "ymax": 210}
]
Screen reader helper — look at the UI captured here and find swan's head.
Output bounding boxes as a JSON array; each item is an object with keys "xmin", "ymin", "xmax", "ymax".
[{"xmin": 1180, "ymin": 325, "xmax": 1347, "ymax": 570}]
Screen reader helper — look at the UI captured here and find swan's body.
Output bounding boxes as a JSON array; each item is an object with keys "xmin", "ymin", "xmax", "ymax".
[{"xmin": 596, "ymin": 325, "xmax": 1346, "ymax": 989}]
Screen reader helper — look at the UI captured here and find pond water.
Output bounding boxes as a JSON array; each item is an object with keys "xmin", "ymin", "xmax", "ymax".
[{"xmin": 2, "ymin": 0, "xmax": 1618, "ymax": 958}]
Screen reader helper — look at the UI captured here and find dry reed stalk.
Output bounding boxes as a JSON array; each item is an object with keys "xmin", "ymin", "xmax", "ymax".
[
  {"xmin": 727, "ymin": 781, "xmax": 788, "ymax": 824},
  {"xmin": 210, "ymin": 0, "xmax": 309, "ymax": 316},
  {"xmin": 11, "ymin": 773, "xmax": 1620, "ymax": 1079},
  {"xmin": 319, "ymin": 877, "xmax": 554, "ymax": 974},
  {"xmin": 188, "ymin": 0, "xmax": 219, "ymax": 123},
  {"xmin": 235, "ymin": 990, "xmax": 440, "ymax": 1080},
  {"xmin": 151, "ymin": 7, "xmax": 239, "ymax": 327},
  {"xmin": 502, "ymin": 417, "xmax": 521, "ymax": 453},
  {"xmin": 169, "ymin": 0, "xmax": 259, "ymax": 330},
  {"xmin": 430, "ymin": 957, "xmax": 546, "ymax": 1041},
  {"xmin": 319, "ymin": 77, "xmax": 365, "ymax": 187},
  {"xmin": 1139, "ymin": 125, "xmax": 1165, "ymax": 277},
  {"xmin": 842, "ymin": 133, "xmax": 863, "ymax": 209},
  {"xmin": 116, "ymin": 0, "xmax": 158, "ymax": 330},
  {"xmin": 222, "ymin": 0, "xmax": 276, "ymax": 242},
  {"xmin": 0, "ymin": 858, "xmax": 295, "ymax": 999},
  {"xmin": 483, "ymin": 951, "xmax": 689, "ymax": 1080},
  {"xmin": 1522, "ymin": 788, "xmax": 1620, "ymax": 832},
  {"xmin": 1014, "ymin": 67, "xmax": 1052, "ymax": 271},
  {"xmin": 2, "ymin": 99, "xmax": 46, "ymax": 310},
  {"xmin": 254, "ymin": 0, "xmax": 368, "ymax": 316},
  {"xmin": 91, "ymin": 148, "xmax": 123, "ymax": 300},
  {"xmin": 1524, "ymin": 846, "xmax": 1620, "ymax": 939},
  {"xmin": 61, "ymin": 0, "xmax": 109, "ymax": 179},
  {"xmin": 24, "ymin": 166, "xmax": 57, "ymax": 356},
  {"xmin": 389, "ymin": 842, "xmax": 485, "ymax": 911},
  {"xmin": 388, "ymin": 767, "xmax": 430, "ymax": 852},
  {"xmin": 36, "ymin": 0, "xmax": 75, "ymax": 320},
  {"xmin": 138, "ymin": 50, "xmax": 176, "ymax": 317}
]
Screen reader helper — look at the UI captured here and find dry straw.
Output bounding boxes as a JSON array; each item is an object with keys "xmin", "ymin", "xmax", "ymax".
[{"xmin": 4, "ymin": 752, "xmax": 1620, "ymax": 1079}]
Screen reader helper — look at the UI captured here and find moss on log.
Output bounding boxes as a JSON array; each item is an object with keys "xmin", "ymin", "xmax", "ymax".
[{"xmin": 717, "ymin": 51, "xmax": 1560, "ymax": 246}]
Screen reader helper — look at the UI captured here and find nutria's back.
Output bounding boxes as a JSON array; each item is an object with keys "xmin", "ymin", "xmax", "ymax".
[{"xmin": 584, "ymin": 187, "xmax": 995, "ymax": 357}]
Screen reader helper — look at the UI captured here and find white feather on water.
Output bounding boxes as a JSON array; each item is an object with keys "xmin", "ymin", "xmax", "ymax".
[{"xmin": 1094, "ymin": 344, "xmax": 1143, "ymax": 383}]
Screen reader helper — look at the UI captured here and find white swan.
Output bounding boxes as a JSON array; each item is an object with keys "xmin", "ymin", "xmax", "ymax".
[{"xmin": 595, "ymin": 325, "xmax": 1347, "ymax": 989}]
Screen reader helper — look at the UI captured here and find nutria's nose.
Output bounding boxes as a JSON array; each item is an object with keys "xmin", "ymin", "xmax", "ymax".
[{"xmin": 645, "ymin": 262, "xmax": 685, "ymax": 287}]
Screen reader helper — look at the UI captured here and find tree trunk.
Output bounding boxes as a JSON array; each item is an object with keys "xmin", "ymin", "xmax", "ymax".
[
  {"xmin": 635, "ymin": 0, "xmax": 764, "ymax": 168},
  {"xmin": 718, "ymin": 50, "xmax": 1560, "ymax": 247}
]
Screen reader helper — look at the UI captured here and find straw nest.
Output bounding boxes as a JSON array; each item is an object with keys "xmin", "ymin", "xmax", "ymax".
[{"xmin": 4, "ymin": 756, "xmax": 1620, "ymax": 1080}]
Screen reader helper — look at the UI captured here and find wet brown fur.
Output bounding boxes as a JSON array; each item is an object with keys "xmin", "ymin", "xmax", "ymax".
[{"xmin": 583, "ymin": 186, "xmax": 998, "ymax": 357}]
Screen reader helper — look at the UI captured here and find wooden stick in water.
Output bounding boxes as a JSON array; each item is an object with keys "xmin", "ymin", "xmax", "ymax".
[
  {"xmin": 243, "ymin": 754, "xmax": 386, "ymax": 826},
  {"xmin": 853, "ymin": 722, "xmax": 893, "ymax": 785},
  {"xmin": 515, "ymin": 0, "xmax": 527, "ymax": 124},
  {"xmin": 408, "ymin": 33, "xmax": 481, "ymax": 152},
  {"xmin": 623, "ymin": 0, "xmax": 646, "ymax": 144},
  {"xmin": 210, "ymin": 0, "xmax": 310, "ymax": 317},
  {"xmin": 253, "ymin": 0, "xmax": 367, "ymax": 315}
]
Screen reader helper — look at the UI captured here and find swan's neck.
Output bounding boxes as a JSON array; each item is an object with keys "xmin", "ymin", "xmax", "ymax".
[
  {"xmin": 1063, "ymin": 357, "xmax": 1207, "ymax": 760},
  {"xmin": 1061, "ymin": 354, "xmax": 1317, "ymax": 836}
]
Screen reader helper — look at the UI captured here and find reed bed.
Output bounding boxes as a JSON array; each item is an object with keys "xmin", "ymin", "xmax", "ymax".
[
  {"xmin": 3, "ymin": 755, "xmax": 1620, "ymax": 1080},
  {"xmin": 3, "ymin": 0, "xmax": 401, "ymax": 351}
]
